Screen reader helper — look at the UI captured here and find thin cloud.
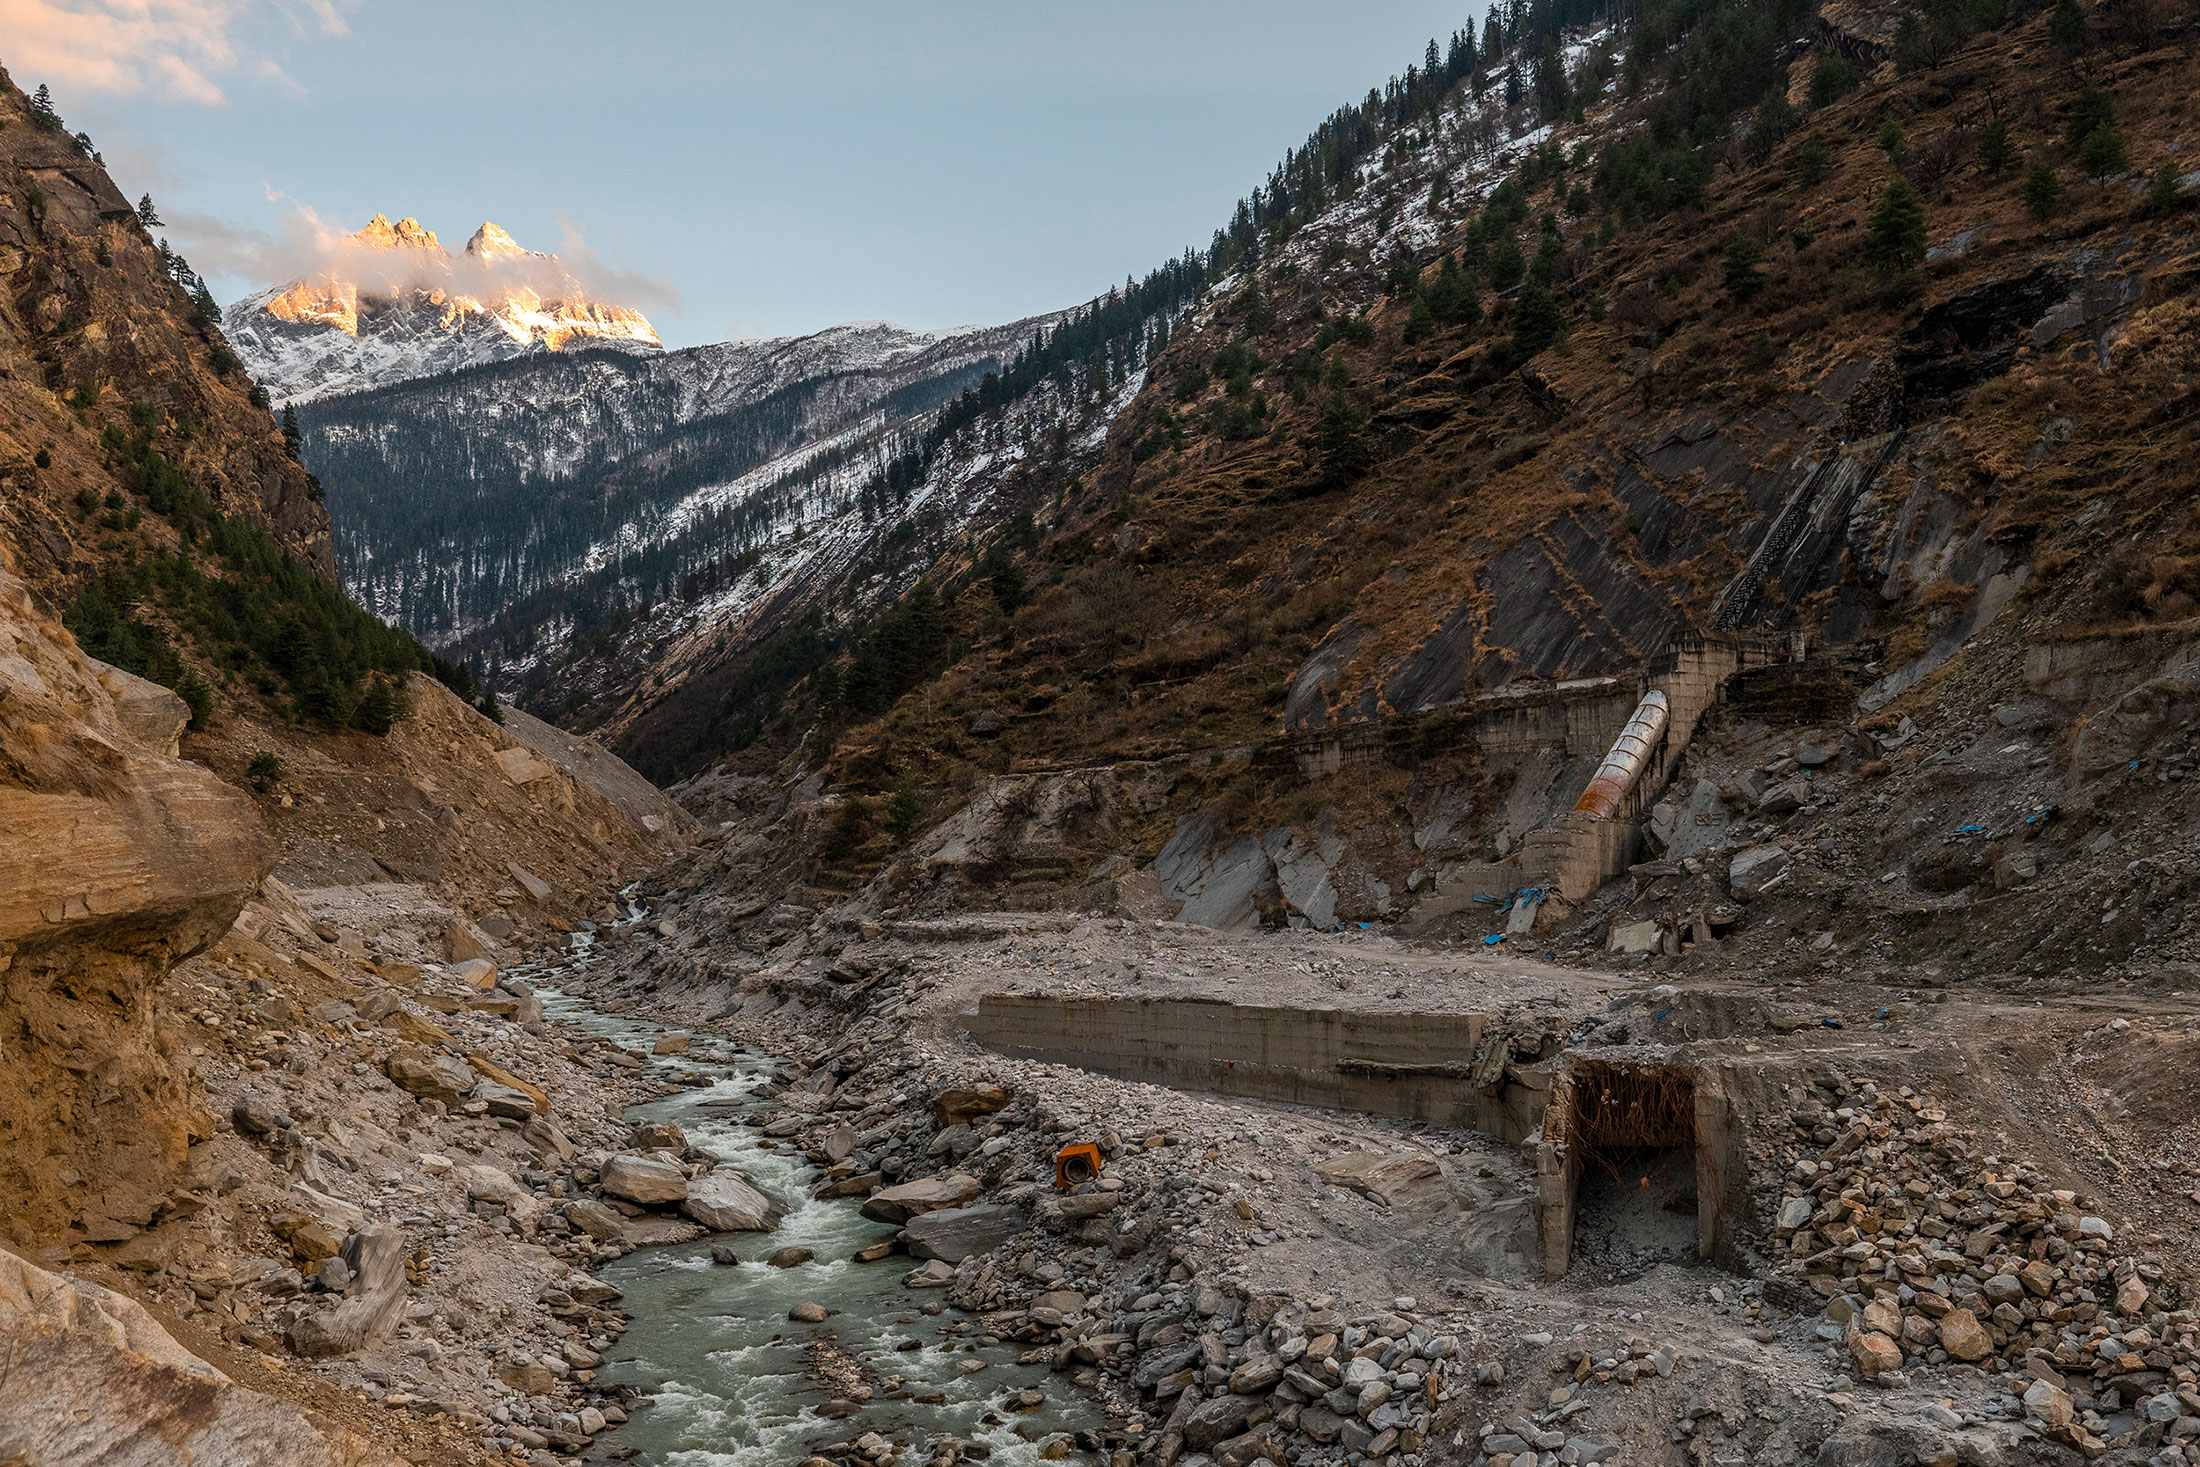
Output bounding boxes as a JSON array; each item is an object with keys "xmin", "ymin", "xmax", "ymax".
[
  {"xmin": 0, "ymin": 0, "xmax": 356, "ymax": 104},
  {"xmin": 172, "ymin": 199, "xmax": 680, "ymax": 320},
  {"xmin": 555, "ymin": 217, "xmax": 683, "ymax": 316}
]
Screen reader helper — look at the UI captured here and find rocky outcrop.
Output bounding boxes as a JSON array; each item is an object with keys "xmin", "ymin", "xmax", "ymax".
[
  {"xmin": 0, "ymin": 68, "xmax": 332, "ymax": 585},
  {"xmin": 0, "ymin": 559, "xmax": 269, "ymax": 1246},
  {"xmin": 0, "ymin": 1246, "xmax": 400, "ymax": 1465}
]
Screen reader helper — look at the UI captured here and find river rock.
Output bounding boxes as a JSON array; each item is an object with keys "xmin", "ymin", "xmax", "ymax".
[
  {"xmin": 1938, "ymin": 1308, "xmax": 1992, "ymax": 1362},
  {"xmin": 1727, "ymin": 844, "xmax": 1790, "ymax": 899},
  {"xmin": 682, "ymin": 1172, "xmax": 786, "ymax": 1232},
  {"xmin": 288, "ymin": 1226, "xmax": 408, "ymax": 1358},
  {"xmin": 232, "ymin": 1095, "xmax": 289, "ymax": 1136},
  {"xmin": 1184, "ymin": 1393, "xmax": 1256, "ymax": 1448},
  {"xmin": 766, "ymin": 1246, "xmax": 813, "ymax": 1268},
  {"xmin": 903, "ymin": 1204, "xmax": 1024, "ymax": 1263},
  {"xmin": 1059, "ymin": 1190, "xmax": 1122, "ymax": 1219},
  {"xmin": 390, "ymin": 1010, "xmax": 455, "ymax": 1049},
  {"xmin": 789, "ymin": 1301, "xmax": 828, "ymax": 1323},
  {"xmin": 474, "ymin": 1082, "xmax": 538, "ymax": 1120},
  {"xmin": 599, "ymin": 1154, "xmax": 688, "ymax": 1206},
  {"xmin": 904, "ymin": 1259, "xmax": 957, "ymax": 1288},
  {"xmin": 1849, "ymin": 1331, "xmax": 1904, "ymax": 1379},
  {"xmin": 451, "ymin": 958, "xmax": 498, "ymax": 989},
  {"xmin": 465, "ymin": 1055, "xmax": 548, "ymax": 1114},
  {"xmin": 860, "ymin": 1173, "xmax": 982, "ymax": 1224}
]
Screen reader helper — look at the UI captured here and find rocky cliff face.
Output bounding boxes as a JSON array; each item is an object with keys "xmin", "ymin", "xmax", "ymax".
[
  {"xmin": 0, "ymin": 550, "xmax": 268, "ymax": 1248},
  {"xmin": 0, "ymin": 70, "xmax": 330, "ymax": 584},
  {"xmin": 223, "ymin": 213, "xmax": 662, "ymax": 404}
]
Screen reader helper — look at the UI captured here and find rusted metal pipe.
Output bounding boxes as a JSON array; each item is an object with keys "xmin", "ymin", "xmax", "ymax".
[{"xmin": 1572, "ymin": 689, "xmax": 1670, "ymax": 820}]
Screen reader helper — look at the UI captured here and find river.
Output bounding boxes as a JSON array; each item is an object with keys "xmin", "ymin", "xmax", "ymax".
[{"xmin": 520, "ymin": 971, "xmax": 1089, "ymax": 1467}]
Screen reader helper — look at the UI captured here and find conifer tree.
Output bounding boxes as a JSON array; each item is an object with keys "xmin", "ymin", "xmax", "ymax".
[
  {"xmin": 2080, "ymin": 121, "xmax": 2128, "ymax": 183},
  {"xmin": 2065, "ymin": 83, "xmax": 2113, "ymax": 149},
  {"xmin": 1488, "ymin": 234, "xmax": 1528, "ymax": 291},
  {"xmin": 886, "ymin": 776, "xmax": 923, "ymax": 844},
  {"xmin": 2048, "ymin": 0, "xmax": 2088, "ymax": 52},
  {"xmin": 29, "ymin": 84, "xmax": 56, "ymax": 125},
  {"xmin": 1403, "ymin": 294, "xmax": 1436, "ymax": 344},
  {"xmin": 2146, "ymin": 161, "xmax": 2183, "ymax": 214},
  {"xmin": 1977, "ymin": 117, "xmax": 2012, "ymax": 175},
  {"xmin": 1315, "ymin": 389, "xmax": 1370, "ymax": 489},
  {"xmin": 1878, "ymin": 116, "xmax": 1910, "ymax": 165},
  {"xmin": 1510, "ymin": 278, "xmax": 1567, "ymax": 356},
  {"xmin": 1723, "ymin": 228, "xmax": 1765, "ymax": 300},
  {"xmin": 137, "ymin": 193, "xmax": 162, "ymax": 227},
  {"xmin": 2022, "ymin": 155, "xmax": 2064, "ymax": 216},
  {"xmin": 354, "ymin": 676, "xmax": 397, "ymax": 736},
  {"xmin": 1867, "ymin": 176, "xmax": 1928, "ymax": 271}
]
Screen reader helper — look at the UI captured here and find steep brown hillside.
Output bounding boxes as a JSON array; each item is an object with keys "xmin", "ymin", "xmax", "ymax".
[
  {"xmin": 683, "ymin": 2, "xmax": 2200, "ymax": 948},
  {"xmin": 0, "ymin": 67, "xmax": 329, "ymax": 589}
]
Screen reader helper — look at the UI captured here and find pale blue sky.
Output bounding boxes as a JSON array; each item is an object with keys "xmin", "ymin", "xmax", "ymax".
[{"xmin": 38, "ymin": 1, "xmax": 1477, "ymax": 347}]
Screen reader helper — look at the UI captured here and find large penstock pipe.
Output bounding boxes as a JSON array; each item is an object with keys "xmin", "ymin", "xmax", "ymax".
[{"xmin": 1572, "ymin": 689, "xmax": 1671, "ymax": 820}]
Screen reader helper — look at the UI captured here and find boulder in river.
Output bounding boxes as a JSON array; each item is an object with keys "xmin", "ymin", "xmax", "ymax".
[
  {"xmin": 599, "ymin": 1154, "xmax": 688, "ymax": 1205},
  {"xmin": 682, "ymin": 1171, "xmax": 786, "ymax": 1232}
]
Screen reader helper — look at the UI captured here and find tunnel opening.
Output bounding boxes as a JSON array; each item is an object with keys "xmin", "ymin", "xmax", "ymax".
[{"xmin": 1556, "ymin": 1060, "xmax": 1705, "ymax": 1281}]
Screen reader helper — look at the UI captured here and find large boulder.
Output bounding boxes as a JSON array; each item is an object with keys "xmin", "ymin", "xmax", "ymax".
[
  {"xmin": 902, "ymin": 1204, "xmax": 1024, "ymax": 1263},
  {"xmin": 1726, "ymin": 844, "xmax": 1791, "ymax": 900},
  {"xmin": 0, "ymin": 1249, "xmax": 398, "ymax": 1464},
  {"xmin": 383, "ymin": 1049, "xmax": 475, "ymax": 1103},
  {"xmin": 287, "ymin": 1226, "xmax": 410, "ymax": 1359},
  {"xmin": 931, "ymin": 1087, "xmax": 1012, "ymax": 1127},
  {"xmin": 681, "ymin": 1172, "xmax": 786, "ymax": 1232},
  {"xmin": 1184, "ymin": 1393, "xmax": 1257, "ymax": 1449},
  {"xmin": 563, "ymin": 1199, "xmax": 626, "ymax": 1241},
  {"xmin": 859, "ymin": 1173, "xmax": 982, "ymax": 1224},
  {"xmin": 1937, "ymin": 1308, "xmax": 1992, "ymax": 1362},
  {"xmin": 629, "ymin": 1120, "xmax": 686, "ymax": 1151},
  {"xmin": 599, "ymin": 1154, "xmax": 688, "ymax": 1206}
]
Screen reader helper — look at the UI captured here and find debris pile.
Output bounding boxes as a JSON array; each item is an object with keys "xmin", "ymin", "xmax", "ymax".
[{"xmin": 1767, "ymin": 1075, "xmax": 2199, "ymax": 1456}]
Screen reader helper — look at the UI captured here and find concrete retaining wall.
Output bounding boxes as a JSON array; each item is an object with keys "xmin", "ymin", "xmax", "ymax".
[{"xmin": 962, "ymin": 995, "xmax": 1551, "ymax": 1140}]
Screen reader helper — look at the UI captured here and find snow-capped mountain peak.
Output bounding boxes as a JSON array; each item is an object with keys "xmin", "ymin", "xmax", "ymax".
[
  {"xmin": 223, "ymin": 212, "xmax": 662, "ymax": 404},
  {"xmin": 464, "ymin": 221, "xmax": 536, "ymax": 265}
]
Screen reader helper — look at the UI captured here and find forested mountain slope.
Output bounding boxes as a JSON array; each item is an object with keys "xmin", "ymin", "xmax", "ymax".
[
  {"xmin": 295, "ymin": 314, "xmax": 1056, "ymax": 650},
  {"xmin": 649, "ymin": 0, "xmax": 2200, "ymax": 927}
]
